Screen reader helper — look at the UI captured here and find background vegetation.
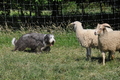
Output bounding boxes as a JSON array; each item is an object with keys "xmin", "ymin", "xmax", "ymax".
[
  {"xmin": 0, "ymin": 0, "xmax": 113, "ymax": 16},
  {"xmin": 0, "ymin": 26, "xmax": 120, "ymax": 80},
  {"xmin": 0, "ymin": 0, "xmax": 120, "ymax": 30}
]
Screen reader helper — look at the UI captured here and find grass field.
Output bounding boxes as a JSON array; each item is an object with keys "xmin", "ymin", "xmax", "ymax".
[{"xmin": 0, "ymin": 29, "xmax": 120, "ymax": 80}]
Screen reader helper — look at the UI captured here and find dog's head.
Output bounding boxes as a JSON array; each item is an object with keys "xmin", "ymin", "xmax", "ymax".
[{"xmin": 44, "ymin": 34, "xmax": 55, "ymax": 46}]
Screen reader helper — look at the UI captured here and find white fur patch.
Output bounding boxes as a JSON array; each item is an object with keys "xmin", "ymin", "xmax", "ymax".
[
  {"xmin": 49, "ymin": 35, "xmax": 55, "ymax": 43},
  {"xmin": 41, "ymin": 46, "xmax": 47, "ymax": 50},
  {"xmin": 12, "ymin": 38, "xmax": 16, "ymax": 46},
  {"xmin": 43, "ymin": 34, "xmax": 47, "ymax": 46},
  {"xmin": 23, "ymin": 34, "xmax": 30, "ymax": 37}
]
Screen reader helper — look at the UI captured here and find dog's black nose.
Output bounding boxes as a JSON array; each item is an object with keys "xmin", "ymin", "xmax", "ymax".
[{"xmin": 52, "ymin": 41, "xmax": 54, "ymax": 45}]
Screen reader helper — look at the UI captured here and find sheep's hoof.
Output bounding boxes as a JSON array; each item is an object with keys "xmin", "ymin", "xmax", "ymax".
[
  {"xmin": 103, "ymin": 63, "xmax": 105, "ymax": 65},
  {"xmin": 86, "ymin": 58, "xmax": 92, "ymax": 61},
  {"xmin": 111, "ymin": 55, "xmax": 115, "ymax": 60}
]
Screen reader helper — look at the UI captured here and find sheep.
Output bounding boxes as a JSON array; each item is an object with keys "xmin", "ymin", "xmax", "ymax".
[
  {"xmin": 70, "ymin": 21, "xmax": 113, "ymax": 61},
  {"xmin": 94, "ymin": 23, "xmax": 120, "ymax": 65}
]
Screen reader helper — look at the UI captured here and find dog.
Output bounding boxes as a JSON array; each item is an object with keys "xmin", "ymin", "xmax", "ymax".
[{"xmin": 11, "ymin": 33, "xmax": 55, "ymax": 53}]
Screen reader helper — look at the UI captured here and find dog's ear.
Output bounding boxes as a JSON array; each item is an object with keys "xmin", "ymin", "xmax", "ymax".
[{"xmin": 44, "ymin": 34, "xmax": 49, "ymax": 42}]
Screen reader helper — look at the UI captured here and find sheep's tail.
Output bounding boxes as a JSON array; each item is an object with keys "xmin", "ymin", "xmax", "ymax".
[{"xmin": 12, "ymin": 38, "xmax": 17, "ymax": 46}]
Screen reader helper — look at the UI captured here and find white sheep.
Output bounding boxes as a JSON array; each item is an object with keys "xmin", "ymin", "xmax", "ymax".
[
  {"xmin": 94, "ymin": 23, "xmax": 120, "ymax": 65},
  {"xmin": 70, "ymin": 21, "xmax": 113, "ymax": 61}
]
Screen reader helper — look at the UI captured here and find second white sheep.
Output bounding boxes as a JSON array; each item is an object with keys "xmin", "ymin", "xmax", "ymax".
[{"xmin": 94, "ymin": 23, "xmax": 120, "ymax": 65}]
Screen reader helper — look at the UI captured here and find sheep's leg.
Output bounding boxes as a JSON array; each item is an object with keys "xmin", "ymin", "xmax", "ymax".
[
  {"xmin": 111, "ymin": 52, "xmax": 115, "ymax": 60},
  {"xmin": 108, "ymin": 51, "xmax": 115, "ymax": 60},
  {"xmin": 102, "ymin": 52, "xmax": 105, "ymax": 65},
  {"xmin": 86, "ymin": 47, "xmax": 91, "ymax": 61},
  {"xmin": 108, "ymin": 51, "xmax": 112, "ymax": 61}
]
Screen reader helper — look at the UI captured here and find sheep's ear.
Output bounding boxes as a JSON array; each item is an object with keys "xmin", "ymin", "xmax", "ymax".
[
  {"xmin": 70, "ymin": 22, "xmax": 74, "ymax": 25},
  {"xmin": 97, "ymin": 23, "xmax": 100, "ymax": 26},
  {"xmin": 96, "ymin": 23, "xmax": 100, "ymax": 28},
  {"xmin": 103, "ymin": 26, "xmax": 106, "ymax": 30}
]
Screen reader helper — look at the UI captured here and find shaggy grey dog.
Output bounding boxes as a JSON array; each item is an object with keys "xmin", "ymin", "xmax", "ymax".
[{"xmin": 12, "ymin": 33, "xmax": 55, "ymax": 53}]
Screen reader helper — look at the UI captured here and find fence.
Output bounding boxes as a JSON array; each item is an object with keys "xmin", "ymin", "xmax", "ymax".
[{"xmin": 0, "ymin": 0, "xmax": 120, "ymax": 30}]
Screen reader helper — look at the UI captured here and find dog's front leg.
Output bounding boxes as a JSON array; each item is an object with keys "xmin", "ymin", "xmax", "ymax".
[
  {"xmin": 36, "ymin": 40, "xmax": 48, "ymax": 54},
  {"xmin": 36, "ymin": 42, "xmax": 44, "ymax": 53},
  {"xmin": 43, "ymin": 46, "xmax": 50, "ymax": 52},
  {"xmin": 36, "ymin": 46, "xmax": 43, "ymax": 54}
]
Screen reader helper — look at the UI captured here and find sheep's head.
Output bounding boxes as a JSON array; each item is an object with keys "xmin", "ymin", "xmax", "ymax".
[
  {"xmin": 94, "ymin": 23, "xmax": 111, "ymax": 35},
  {"xmin": 70, "ymin": 21, "xmax": 83, "ymax": 31}
]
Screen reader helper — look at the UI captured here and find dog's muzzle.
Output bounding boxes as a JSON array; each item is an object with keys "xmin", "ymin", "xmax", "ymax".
[{"xmin": 50, "ymin": 41, "xmax": 55, "ymax": 46}]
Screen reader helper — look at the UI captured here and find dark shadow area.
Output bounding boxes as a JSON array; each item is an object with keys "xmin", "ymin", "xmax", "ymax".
[
  {"xmin": 91, "ymin": 56, "xmax": 120, "ymax": 64},
  {"xmin": 75, "ymin": 56, "xmax": 119, "ymax": 64}
]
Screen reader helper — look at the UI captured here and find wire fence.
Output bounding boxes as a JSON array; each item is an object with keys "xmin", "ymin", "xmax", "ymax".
[{"xmin": 0, "ymin": 0, "xmax": 120, "ymax": 30}]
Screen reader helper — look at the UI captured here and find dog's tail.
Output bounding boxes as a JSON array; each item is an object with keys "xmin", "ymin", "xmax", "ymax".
[{"xmin": 12, "ymin": 38, "xmax": 17, "ymax": 46}]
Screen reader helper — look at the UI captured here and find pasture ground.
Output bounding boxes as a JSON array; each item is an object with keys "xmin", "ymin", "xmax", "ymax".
[{"xmin": 0, "ymin": 29, "xmax": 120, "ymax": 80}]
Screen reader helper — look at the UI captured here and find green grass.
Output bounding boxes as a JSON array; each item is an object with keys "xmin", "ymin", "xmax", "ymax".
[{"xmin": 0, "ymin": 30, "xmax": 120, "ymax": 80}]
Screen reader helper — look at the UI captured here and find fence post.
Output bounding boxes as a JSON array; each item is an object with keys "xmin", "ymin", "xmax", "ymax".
[{"xmin": 52, "ymin": 0, "xmax": 59, "ymax": 16}]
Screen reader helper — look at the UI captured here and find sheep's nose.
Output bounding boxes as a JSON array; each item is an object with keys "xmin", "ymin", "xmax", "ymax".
[{"xmin": 94, "ymin": 32, "xmax": 97, "ymax": 35}]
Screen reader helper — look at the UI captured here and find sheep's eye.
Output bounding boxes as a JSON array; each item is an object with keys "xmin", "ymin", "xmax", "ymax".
[
  {"xmin": 100, "ymin": 28, "xmax": 102, "ymax": 30},
  {"xmin": 73, "ymin": 24, "xmax": 75, "ymax": 26}
]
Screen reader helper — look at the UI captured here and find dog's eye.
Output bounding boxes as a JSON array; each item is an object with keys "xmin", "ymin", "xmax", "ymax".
[{"xmin": 50, "ymin": 37, "xmax": 53, "ymax": 38}]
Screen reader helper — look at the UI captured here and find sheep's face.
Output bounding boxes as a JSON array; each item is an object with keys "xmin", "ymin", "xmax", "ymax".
[
  {"xmin": 94, "ymin": 23, "xmax": 112, "ymax": 35},
  {"xmin": 71, "ymin": 21, "xmax": 82, "ymax": 31},
  {"xmin": 94, "ymin": 24, "xmax": 106, "ymax": 35},
  {"xmin": 71, "ymin": 22, "xmax": 77, "ymax": 31}
]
